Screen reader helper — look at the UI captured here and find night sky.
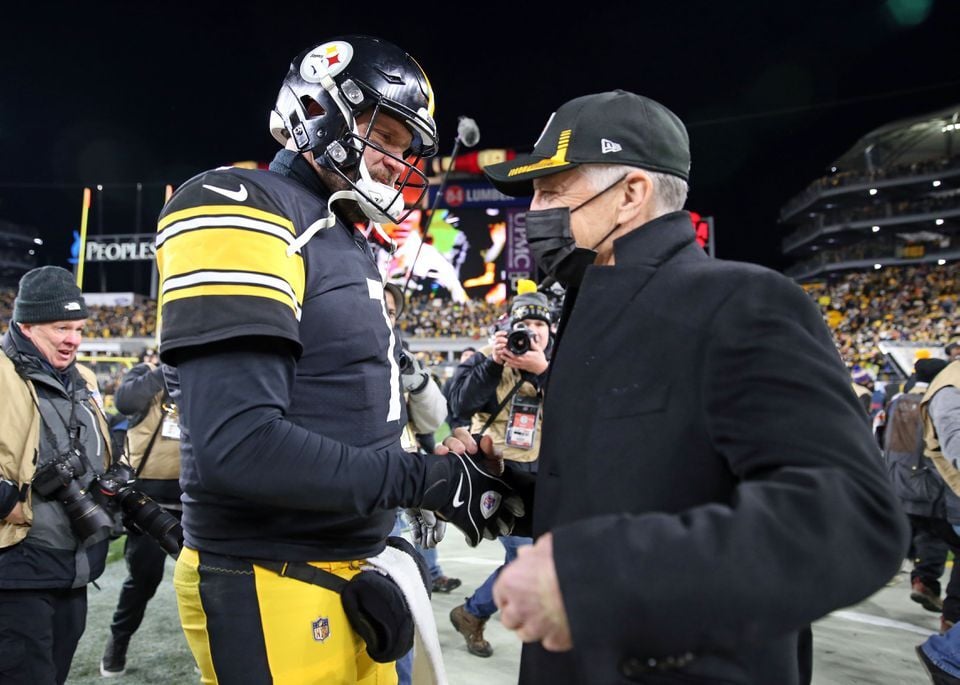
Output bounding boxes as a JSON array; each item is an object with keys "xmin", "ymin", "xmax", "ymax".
[{"xmin": 1, "ymin": 0, "xmax": 958, "ymax": 284}]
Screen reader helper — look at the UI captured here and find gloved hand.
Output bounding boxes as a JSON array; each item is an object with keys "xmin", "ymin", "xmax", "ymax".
[
  {"xmin": 400, "ymin": 353, "xmax": 431, "ymax": 394},
  {"xmin": 421, "ymin": 432, "xmax": 525, "ymax": 547},
  {"xmin": 403, "ymin": 508, "xmax": 446, "ymax": 548}
]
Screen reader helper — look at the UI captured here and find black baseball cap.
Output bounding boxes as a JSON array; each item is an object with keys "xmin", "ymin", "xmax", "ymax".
[{"xmin": 484, "ymin": 90, "xmax": 690, "ymax": 197}]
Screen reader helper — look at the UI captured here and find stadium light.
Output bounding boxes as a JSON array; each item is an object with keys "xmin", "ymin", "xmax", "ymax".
[
  {"xmin": 938, "ymin": 259, "xmax": 947, "ymax": 266},
  {"xmin": 869, "ymin": 188, "xmax": 878, "ymax": 196},
  {"xmin": 873, "ymin": 264, "xmax": 882, "ymax": 270},
  {"xmin": 33, "ymin": 237, "xmax": 43, "ymax": 245},
  {"xmin": 936, "ymin": 219, "xmax": 945, "ymax": 225},
  {"xmin": 871, "ymin": 226, "xmax": 880, "ymax": 233},
  {"xmin": 933, "ymin": 180, "xmax": 942, "ymax": 187}
]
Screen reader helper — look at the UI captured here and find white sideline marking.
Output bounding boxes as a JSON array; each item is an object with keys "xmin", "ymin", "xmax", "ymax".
[
  {"xmin": 443, "ymin": 556, "xmax": 502, "ymax": 567},
  {"xmin": 830, "ymin": 610, "xmax": 933, "ymax": 636}
]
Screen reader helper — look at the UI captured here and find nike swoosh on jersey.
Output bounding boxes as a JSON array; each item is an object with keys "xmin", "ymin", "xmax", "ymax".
[
  {"xmin": 202, "ymin": 183, "xmax": 249, "ymax": 202},
  {"xmin": 452, "ymin": 474, "xmax": 465, "ymax": 507}
]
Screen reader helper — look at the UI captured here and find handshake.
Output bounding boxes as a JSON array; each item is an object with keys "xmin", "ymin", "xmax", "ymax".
[{"xmin": 418, "ymin": 429, "xmax": 527, "ymax": 547}]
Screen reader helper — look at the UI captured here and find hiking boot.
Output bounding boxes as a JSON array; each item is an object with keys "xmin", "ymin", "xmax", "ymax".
[
  {"xmin": 431, "ymin": 576, "xmax": 462, "ymax": 594},
  {"xmin": 450, "ymin": 604, "xmax": 493, "ymax": 657},
  {"xmin": 912, "ymin": 579, "xmax": 944, "ymax": 613},
  {"xmin": 100, "ymin": 635, "xmax": 128, "ymax": 677}
]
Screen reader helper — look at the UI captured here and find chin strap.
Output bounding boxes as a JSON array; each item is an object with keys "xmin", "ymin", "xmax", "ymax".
[{"xmin": 285, "ymin": 190, "xmax": 355, "ymax": 256}]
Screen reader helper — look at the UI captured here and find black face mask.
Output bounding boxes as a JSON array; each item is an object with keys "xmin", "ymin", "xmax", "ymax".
[{"xmin": 524, "ymin": 175, "xmax": 626, "ymax": 288}]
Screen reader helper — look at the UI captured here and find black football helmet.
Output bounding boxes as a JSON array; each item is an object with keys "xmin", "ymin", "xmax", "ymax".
[{"xmin": 270, "ymin": 36, "xmax": 437, "ymax": 229}]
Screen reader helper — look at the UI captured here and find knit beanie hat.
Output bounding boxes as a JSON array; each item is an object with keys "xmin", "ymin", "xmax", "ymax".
[
  {"xmin": 915, "ymin": 358, "xmax": 948, "ymax": 384},
  {"xmin": 13, "ymin": 266, "xmax": 89, "ymax": 323},
  {"xmin": 511, "ymin": 292, "xmax": 551, "ymax": 327}
]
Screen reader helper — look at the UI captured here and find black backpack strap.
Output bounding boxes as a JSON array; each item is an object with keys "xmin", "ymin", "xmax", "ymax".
[
  {"xmin": 476, "ymin": 378, "xmax": 524, "ymax": 436},
  {"xmin": 133, "ymin": 418, "xmax": 164, "ymax": 477},
  {"xmin": 247, "ymin": 559, "xmax": 348, "ymax": 593}
]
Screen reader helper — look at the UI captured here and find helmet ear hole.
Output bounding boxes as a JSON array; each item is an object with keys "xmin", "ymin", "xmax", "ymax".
[{"xmin": 301, "ymin": 96, "xmax": 326, "ymax": 119}]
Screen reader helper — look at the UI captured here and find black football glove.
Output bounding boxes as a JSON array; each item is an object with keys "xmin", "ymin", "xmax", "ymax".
[{"xmin": 420, "ymin": 451, "xmax": 525, "ymax": 547}]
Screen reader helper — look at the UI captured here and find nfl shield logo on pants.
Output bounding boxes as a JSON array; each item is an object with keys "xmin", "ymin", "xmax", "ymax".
[{"xmin": 312, "ymin": 616, "xmax": 331, "ymax": 642}]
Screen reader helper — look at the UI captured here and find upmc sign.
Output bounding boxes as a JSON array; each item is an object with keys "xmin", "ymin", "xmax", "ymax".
[{"xmin": 85, "ymin": 235, "xmax": 156, "ymax": 262}]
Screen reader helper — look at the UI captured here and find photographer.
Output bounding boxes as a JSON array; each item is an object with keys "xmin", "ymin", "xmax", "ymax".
[
  {"xmin": 0, "ymin": 266, "xmax": 114, "ymax": 685},
  {"xmin": 100, "ymin": 350, "xmax": 183, "ymax": 676},
  {"xmin": 446, "ymin": 285, "xmax": 551, "ymax": 658}
]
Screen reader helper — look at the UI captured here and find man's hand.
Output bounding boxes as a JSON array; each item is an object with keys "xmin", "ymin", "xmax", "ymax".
[
  {"xmin": 423, "ymin": 428, "xmax": 524, "ymax": 546},
  {"xmin": 2, "ymin": 501, "xmax": 26, "ymax": 526},
  {"xmin": 493, "ymin": 532, "xmax": 573, "ymax": 652},
  {"xmin": 490, "ymin": 330, "xmax": 509, "ymax": 365},
  {"xmin": 403, "ymin": 508, "xmax": 446, "ymax": 548}
]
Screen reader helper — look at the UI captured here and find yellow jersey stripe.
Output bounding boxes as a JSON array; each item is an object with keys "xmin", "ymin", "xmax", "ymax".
[
  {"xmin": 157, "ymin": 228, "xmax": 305, "ymax": 305},
  {"xmin": 162, "ymin": 282, "xmax": 302, "ymax": 320}
]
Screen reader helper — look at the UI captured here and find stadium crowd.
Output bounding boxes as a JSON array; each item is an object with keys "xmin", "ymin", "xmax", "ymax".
[
  {"xmin": 803, "ymin": 262, "xmax": 959, "ymax": 376},
  {"xmin": 2, "ymin": 262, "xmax": 958, "ymax": 377}
]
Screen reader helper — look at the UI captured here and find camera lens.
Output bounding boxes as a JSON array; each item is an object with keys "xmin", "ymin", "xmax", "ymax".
[
  {"xmin": 59, "ymin": 481, "xmax": 115, "ymax": 540},
  {"xmin": 507, "ymin": 329, "xmax": 532, "ymax": 355},
  {"xmin": 116, "ymin": 489, "xmax": 183, "ymax": 557}
]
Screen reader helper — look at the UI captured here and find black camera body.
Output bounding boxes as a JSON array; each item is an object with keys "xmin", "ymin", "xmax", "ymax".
[
  {"xmin": 506, "ymin": 322, "xmax": 535, "ymax": 356},
  {"xmin": 96, "ymin": 462, "xmax": 183, "ymax": 557},
  {"xmin": 33, "ymin": 454, "xmax": 183, "ymax": 557},
  {"xmin": 32, "ymin": 450, "xmax": 115, "ymax": 541},
  {"xmin": 398, "ymin": 350, "xmax": 413, "ymax": 375}
]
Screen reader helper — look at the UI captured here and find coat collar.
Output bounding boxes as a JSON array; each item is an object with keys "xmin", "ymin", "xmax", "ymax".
[{"xmin": 611, "ymin": 210, "xmax": 699, "ymax": 268}]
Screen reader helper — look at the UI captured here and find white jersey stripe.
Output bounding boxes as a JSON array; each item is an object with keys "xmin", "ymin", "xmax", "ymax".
[{"xmin": 157, "ymin": 215, "xmax": 296, "ymax": 248}]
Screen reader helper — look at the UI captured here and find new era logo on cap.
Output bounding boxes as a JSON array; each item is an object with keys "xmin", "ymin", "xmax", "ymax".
[
  {"xmin": 601, "ymin": 138, "xmax": 622, "ymax": 154},
  {"xmin": 64, "ymin": 302, "xmax": 81, "ymax": 311}
]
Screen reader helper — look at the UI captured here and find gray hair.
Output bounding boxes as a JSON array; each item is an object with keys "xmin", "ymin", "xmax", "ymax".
[{"xmin": 578, "ymin": 164, "xmax": 689, "ymax": 216}]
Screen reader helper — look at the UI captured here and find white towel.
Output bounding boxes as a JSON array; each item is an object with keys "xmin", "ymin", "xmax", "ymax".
[{"xmin": 365, "ymin": 545, "xmax": 449, "ymax": 685}]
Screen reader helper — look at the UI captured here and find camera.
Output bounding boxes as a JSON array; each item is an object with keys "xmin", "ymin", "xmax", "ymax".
[
  {"xmin": 398, "ymin": 350, "xmax": 413, "ymax": 374},
  {"xmin": 506, "ymin": 322, "xmax": 535, "ymax": 355},
  {"xmin": 32, "ymin": 454, "xmax": 183, "ymax": 556},
  {"xmin": 32, "ymin": 450, "xmax": 115, "ymax": 541},
  {"xmin": 96, "ymin": 462, "xmax": 184, "ymax": 557}
]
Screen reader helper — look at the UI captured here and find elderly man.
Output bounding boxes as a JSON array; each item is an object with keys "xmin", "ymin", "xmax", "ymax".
[
  {"xmin": 470, "ymin": 90, "xmax": 909, "ymax": 684},
  {"xmin": 0, "ymin": 266, "xmax": 114, "ymax": 685}
]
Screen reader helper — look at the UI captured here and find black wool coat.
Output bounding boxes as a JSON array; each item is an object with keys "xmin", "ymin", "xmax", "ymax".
[{"xmin": 518, "ymin": 211, "xmax": 909, "ymax": 685}]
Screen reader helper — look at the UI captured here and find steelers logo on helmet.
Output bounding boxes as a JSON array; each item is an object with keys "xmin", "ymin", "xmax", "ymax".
[{"xmin": 300, "ymin": 41, "xmax": 354, "ymax": 83}]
